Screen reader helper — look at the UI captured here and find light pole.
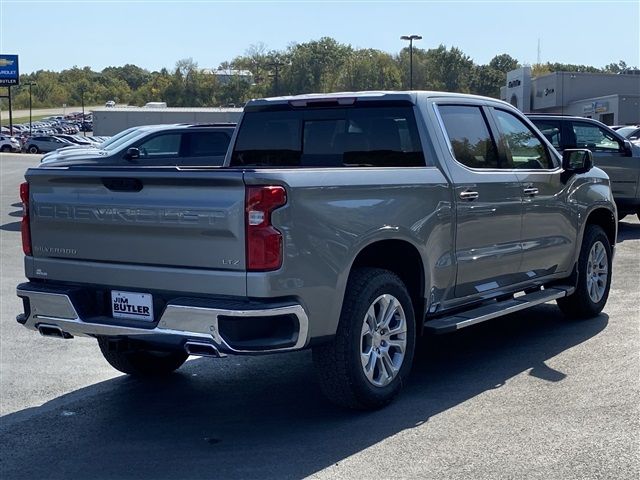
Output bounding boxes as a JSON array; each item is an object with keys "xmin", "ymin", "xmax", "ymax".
[
  {"xmin": 400, "ymin": 34, "xmax": 422, "ymax": 89},
  {"xmin": 26, "ymin": 82, "xmax": 36, "ymax": 137},
  {"xmin": 80, "ymin": 86, "xmax": 86, "ymax": 137}
]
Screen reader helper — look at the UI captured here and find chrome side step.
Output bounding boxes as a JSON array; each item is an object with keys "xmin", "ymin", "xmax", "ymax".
[{"xmin": 424, "ymin": 286, "xmax": 575, "ymax": 334}]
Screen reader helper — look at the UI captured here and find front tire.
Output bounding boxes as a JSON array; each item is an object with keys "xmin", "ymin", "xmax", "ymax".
[
  {"xmin": 0, "ymin": 145, "xmax": 10, "ymax": 152},
  {"xmin": 98, "ymin": 338, "xmax": 188, "ymax": 376},
  {"xmin": 312, "ymin": 268, "xmax": 416, "ymax": 410},
  {"xmin": 28, "ymin": 145, "xmax": 39, "ymax": 154},
  {"xmin": 557, "ymin": 225, "xmax": 612, "ymax": 319}
]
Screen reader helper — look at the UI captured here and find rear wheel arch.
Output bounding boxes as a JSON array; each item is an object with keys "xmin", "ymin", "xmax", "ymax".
[{"xmin": 350, "ymin": 239, "xmax": 426, "ymax": 331}]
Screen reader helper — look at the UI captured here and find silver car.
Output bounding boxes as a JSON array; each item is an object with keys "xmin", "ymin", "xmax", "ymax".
[
  {"xmin": 24, "ymin": 135, "xmax": 74, "ymax": 154},
  {"xmin": 0, "ymin": 135, "xmax": 21, "ymax": 152}
]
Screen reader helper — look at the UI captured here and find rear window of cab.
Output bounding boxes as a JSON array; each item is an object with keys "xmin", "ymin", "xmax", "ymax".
[{"xmin": 231, "ymin": 106, "xmax": 426, "ymax": 168}]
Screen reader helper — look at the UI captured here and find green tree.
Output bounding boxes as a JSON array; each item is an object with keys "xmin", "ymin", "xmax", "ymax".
[
  {"xmin": 489, "ymin": 53, "xmax": 519, "ymax": 74},
  {"xmin": 338, "ymin": 49, "xmax": 401, "ymax": 91},
  {"xmin": 281, "ymin": 37, "xmax": 352, "ymax": 94},
  {"xmin": 603, "ymin": 60, "xmax": 629, "ymax": 74},
  {"xmin": 102, "ymin": 64, "xmax": 151, "ymax": 90},
  {"xmin": 416, "ymin": 45, "xmax": 474, "ymax": 92},
  {"xmin": 470, "ymin": 65, "xmax": 504, "ymax": 97},
  {"xmin": 1, "ymin": 38, "xmax": 630, "ymax": 112}
]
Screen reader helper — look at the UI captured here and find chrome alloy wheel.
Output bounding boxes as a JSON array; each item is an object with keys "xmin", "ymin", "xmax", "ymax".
[
  {"xmin": 586, "ymin": 240, "xmax": 608, "ymax": 303},
  {"xmin": 360, "ymin": 294, "xmax": 407, "ymax": 388}
]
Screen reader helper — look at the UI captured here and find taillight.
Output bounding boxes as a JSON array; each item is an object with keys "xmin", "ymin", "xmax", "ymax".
[
  {"xmin": 20, "ymin": 182, "xmax": 32, "ymax": 256},
  {"xmin": 246, "ymin": 186, "xmax": 287, "ymax": 271}
]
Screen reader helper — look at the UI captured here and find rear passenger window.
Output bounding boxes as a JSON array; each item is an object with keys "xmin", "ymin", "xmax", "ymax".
[
  {"xmin": 493, "ymin": 110, "xmax": 553, "ymax": 169},
  {"xmin": 438, "ymin": 105, "xmax": 499, "ymax": 169},
  {"xmin": 187, "ymin": 132, "xmax": 230, "ymax": 157},
  {"xmin": 231, "ymin": 106, "xmax": 425, "ymax": 168}
]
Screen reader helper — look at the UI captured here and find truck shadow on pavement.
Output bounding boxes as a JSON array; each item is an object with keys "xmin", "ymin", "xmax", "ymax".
[
  {"xmin": 617, "ymin": 220, "xmax": 640, "ymax": 242},
  {"xmin": 0, "ymin": 305, "xmax": 608, "ymax": 480},
  {"xmin": 0, "ymin": 221, "xmax": 20, "ymax": 232},
  {"xmin": 0, "ymin": 206, "xmax": 23, "ymax": 231}
]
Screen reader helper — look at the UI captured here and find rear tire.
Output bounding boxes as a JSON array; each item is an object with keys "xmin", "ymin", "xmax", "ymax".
[
  {"xmin": 98, "ymin": 338, "xmax": 188, "ymax": 376},
  {"xmin": 28, "ymin": 145, "xmax": 39, "ymax": 154},
  {"xmin": 557, "ymin": 225, "xmax": 612, "ymax": 319},
  {"xmin": 312, "ymin": 268, "xmax": 416, "ymax": 410}
]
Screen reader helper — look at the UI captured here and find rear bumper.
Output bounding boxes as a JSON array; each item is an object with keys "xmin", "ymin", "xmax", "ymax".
[{"xmin": 16, "ymin": 282, "xmax": 309, "ymax": 355}]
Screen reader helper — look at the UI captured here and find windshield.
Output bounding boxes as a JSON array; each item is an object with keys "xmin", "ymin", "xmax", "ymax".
[
  {"xmin": 98, "ymin": 127, "xmax": 140, "ymax": 149},
  {"xmin": 101, "ymin": 128, "xmax": 148, "ymax": 152},
  {"xmin": 616, "ymin": 126, "xmax": 639, "ymax": 139}
]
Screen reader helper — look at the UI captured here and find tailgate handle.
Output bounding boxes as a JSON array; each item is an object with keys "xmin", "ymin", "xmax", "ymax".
[{"xmin": 102, "ymin": 178, "xmax": 143, "ymax": 192}]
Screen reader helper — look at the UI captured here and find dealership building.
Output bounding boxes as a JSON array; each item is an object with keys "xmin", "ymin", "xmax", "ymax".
[
  {"xmin": 92, "ymin": 106, "xmax": 243, "ymax": 136},
  {"xmin": 501, "ymin": 67, "xmax": 640, "ymax": 126}
]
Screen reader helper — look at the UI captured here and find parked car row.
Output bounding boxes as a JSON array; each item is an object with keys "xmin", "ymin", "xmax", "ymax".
[
  {"xmin": 1, "ymin": 113, "xmax": 93, "ymax": 140},
  {"xmin": 0, "ymin": 110, "xmax": 103, "ymax": 154},
  {"xmin": 23, "ymin": 134, "xmax": 110, "ymax": 154}
]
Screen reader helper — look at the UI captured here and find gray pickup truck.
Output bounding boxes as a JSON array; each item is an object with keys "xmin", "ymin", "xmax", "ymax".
[{"xmin": 17, "ymin": 91, "xmax": 617, "ymax": 410}]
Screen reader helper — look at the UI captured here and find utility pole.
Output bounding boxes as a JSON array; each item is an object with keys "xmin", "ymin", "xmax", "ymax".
[{"xmin": 269, "ymin": 61, "xmax": 284, "ymax": 96}]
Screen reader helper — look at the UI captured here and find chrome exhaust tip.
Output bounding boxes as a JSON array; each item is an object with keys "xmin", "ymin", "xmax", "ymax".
[
  {"xmin": 184, "ymin": 341, "xmax": 224, "ymax": 358},
  {"xmin": 37, "ymin": 324, "xmax": 73, "ymax": 339}
]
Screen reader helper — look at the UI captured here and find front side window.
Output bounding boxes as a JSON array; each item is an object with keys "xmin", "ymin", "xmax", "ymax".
[
  {"xmin": 493, "ymin": 109, "xmax": 553, "ymax": 169},
  {"xmin": 438, "ymin": 105, "xmax": 499, "ymax": 169},
  {"xmin": 231, "ymin": 106, "xmax": 425, "ymax": 168},
  {"xmin": 571, "ymin": 122, "xmax": 622, "ymax": 152},
  {"xmin": 137, "ymin": 133, "xmax": 181, "ymax": 159}
]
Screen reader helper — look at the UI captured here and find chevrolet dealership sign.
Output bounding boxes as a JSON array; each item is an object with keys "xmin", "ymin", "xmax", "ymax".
[{"xmin": 0, "ymin": 54, "xmax": 19, "ymax": 86}]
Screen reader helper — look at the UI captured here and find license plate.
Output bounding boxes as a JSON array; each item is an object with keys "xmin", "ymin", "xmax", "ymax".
[{"xmin": 111, "ymin": 291, "xmax": 154, "ymax": 321}]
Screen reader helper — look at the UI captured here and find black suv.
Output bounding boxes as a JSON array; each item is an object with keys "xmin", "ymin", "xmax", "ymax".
[
  {"xmin": 40, "ymin": 123, "xmax": 236, "ymax": 167},
  {"xmin": 528, "ymin": 114, "xmax": 640, "ymax": 218}
]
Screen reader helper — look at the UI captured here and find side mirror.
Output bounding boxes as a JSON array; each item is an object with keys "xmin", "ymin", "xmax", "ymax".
[
  {"xmin": 125, "ymin": 147, "xmax": 140, "ymax": 160},
  {"xmin": 622, "ymin": 140, "xmax": 633, "ymax": 157},
  {"xmin": 562, "ymin": 149, "xmax": 593, "ymax": 174}
]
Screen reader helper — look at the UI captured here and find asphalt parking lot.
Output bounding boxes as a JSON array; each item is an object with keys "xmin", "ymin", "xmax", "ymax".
[{"xmin": 0, "ymin": 152, "xmax": 638, "ymax": 480}]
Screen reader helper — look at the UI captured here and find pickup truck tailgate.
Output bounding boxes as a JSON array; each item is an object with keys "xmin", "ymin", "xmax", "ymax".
[{"xmin": 26, "ymin": 168, "xmax": 246, "ymax": 271}]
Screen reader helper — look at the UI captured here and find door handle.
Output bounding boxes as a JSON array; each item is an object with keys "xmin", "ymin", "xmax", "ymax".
[
  {"xmin": 102, "ymin": 178, "xmax": 143, "ymax": 192},
  {"xmin": 523, "ymin": 187, "xmax": 539, "ymax": 196},
  {"xmin": 459, "ymin": 190, "xmax": 479, "ymax": 201}
]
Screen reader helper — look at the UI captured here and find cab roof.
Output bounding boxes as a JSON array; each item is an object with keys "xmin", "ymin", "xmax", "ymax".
[{"xmin": 245, "ymin": 90, "xmax": 513, "ymax": 110}]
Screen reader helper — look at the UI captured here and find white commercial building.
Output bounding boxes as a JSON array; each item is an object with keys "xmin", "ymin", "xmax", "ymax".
[{"xmin": 501, "ymin": 68, "xmax": 640, "ymax": 126}]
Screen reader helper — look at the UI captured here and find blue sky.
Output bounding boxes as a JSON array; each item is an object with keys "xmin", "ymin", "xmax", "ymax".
[{"xmin": 1, "ymin": 0, "xmax": 638, "ymax": 73}]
